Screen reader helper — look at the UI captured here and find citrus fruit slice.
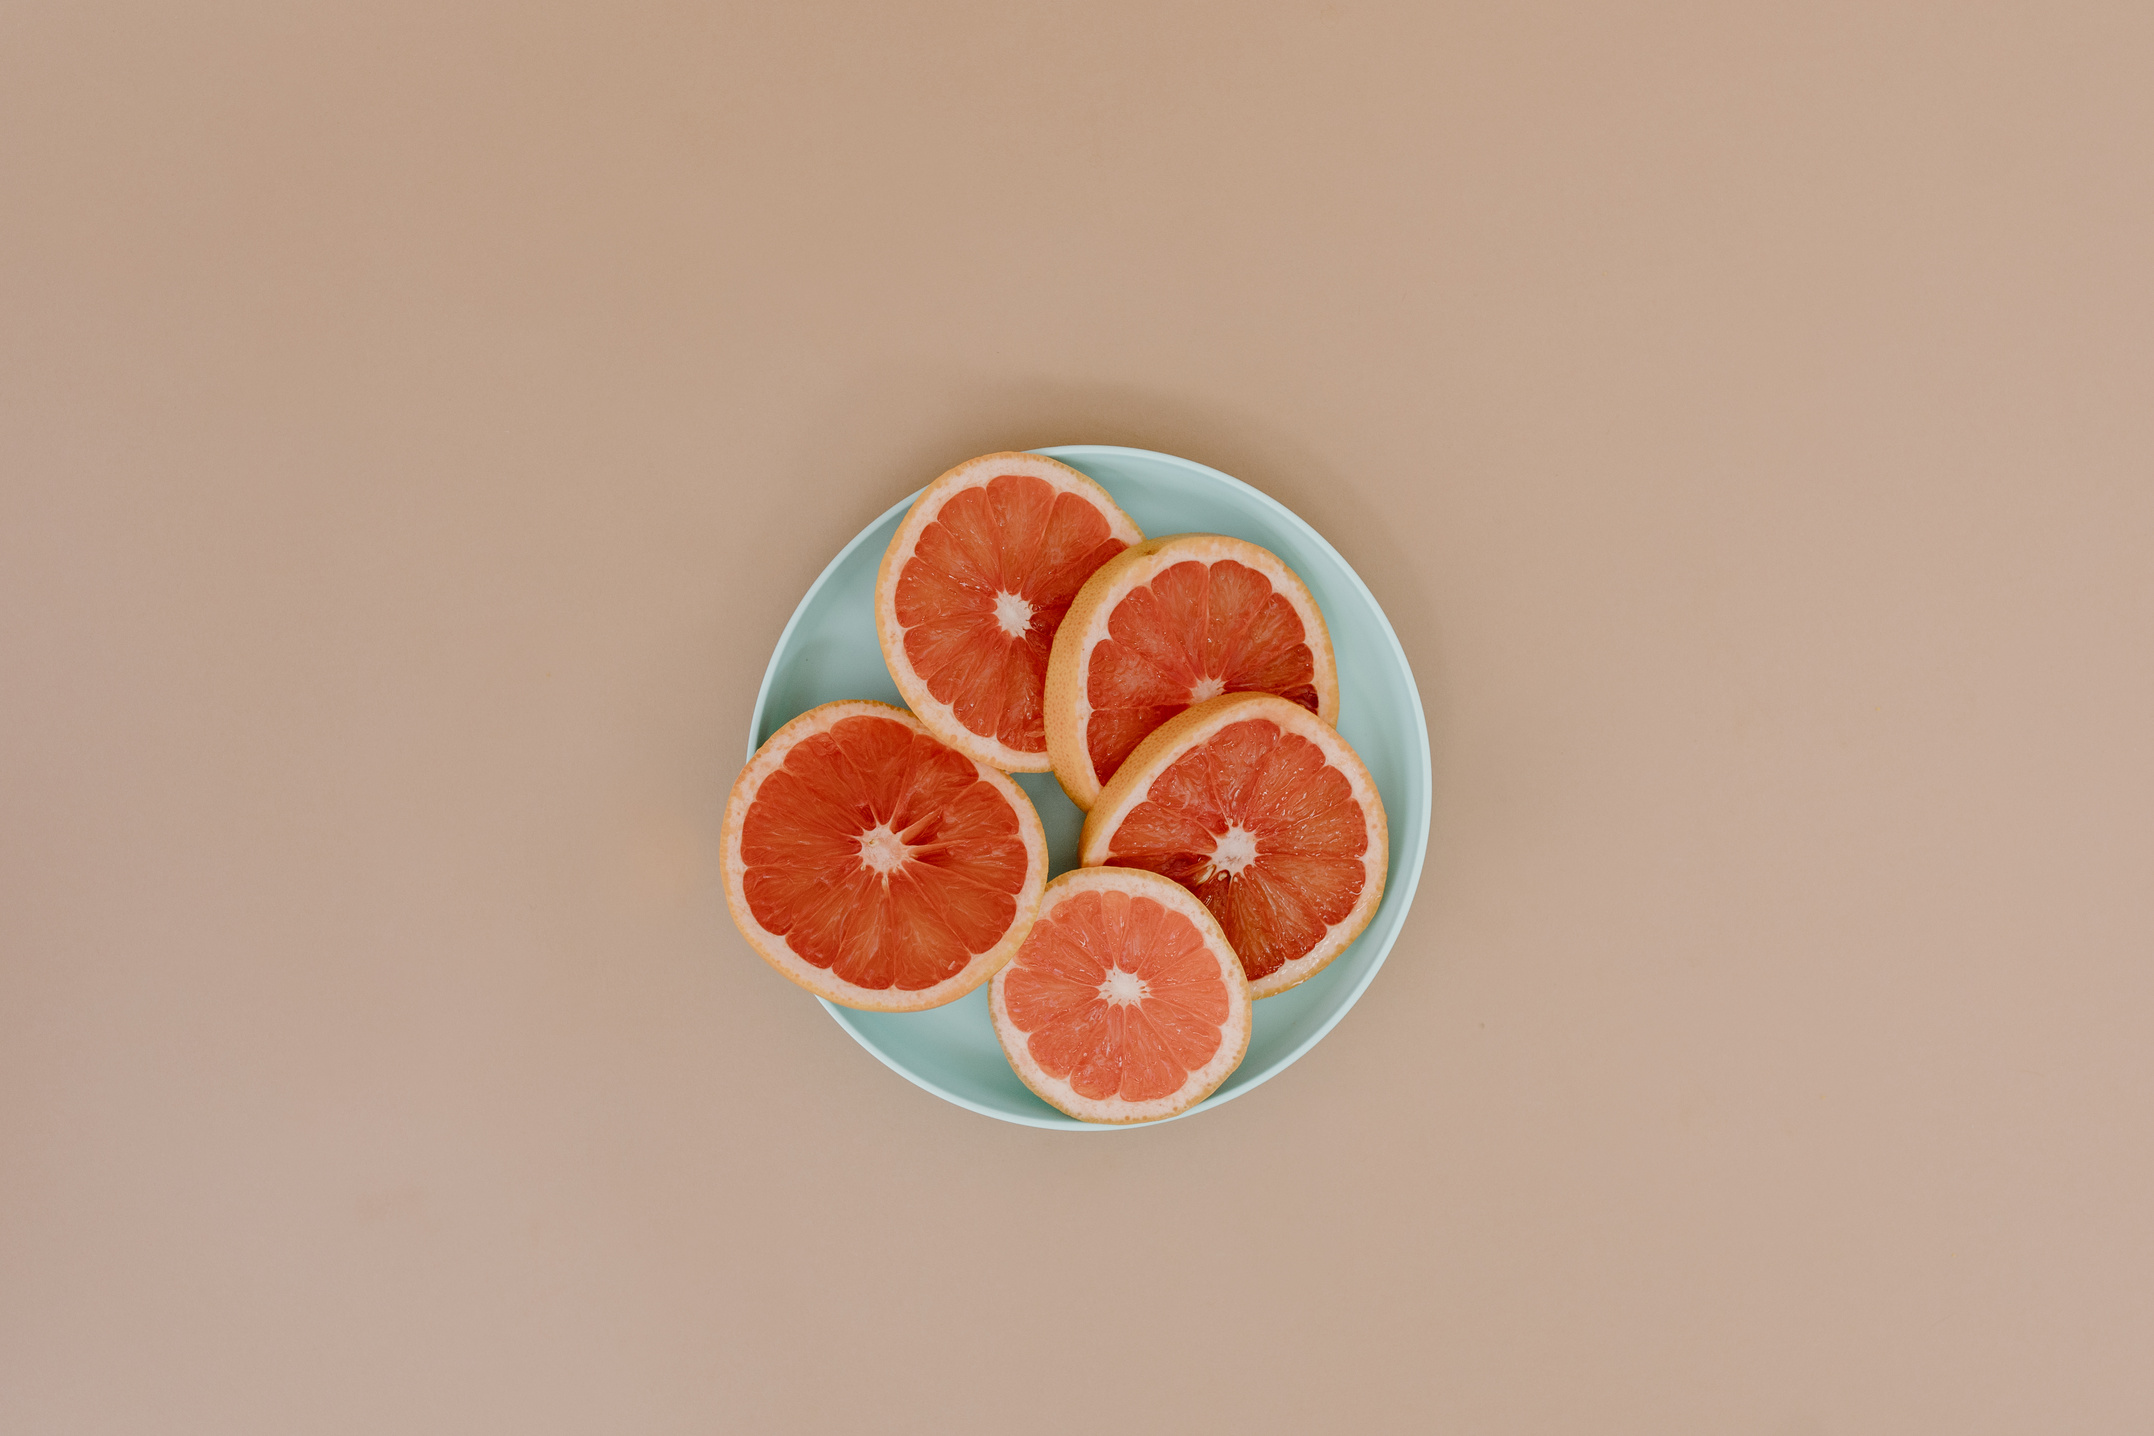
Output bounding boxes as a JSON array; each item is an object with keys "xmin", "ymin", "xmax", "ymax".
[
  {"xmin": 1044, "ymin": 534, "xmax": 1338, "ymax": 810},
  {"xmin": 876, "ymin": 452, "xmax": 1142, "ymax": 771},
  {"xmin": 989, "ymin": 867, "xmax": 1253, "ymax": 1123},
  {"xmin": 1080, "ymin": 691, "xmax": 1387, "ymax": 998},
  {"xmin": 723, "ymin": 701, "xmax": 1048, "ymax": 1011}
]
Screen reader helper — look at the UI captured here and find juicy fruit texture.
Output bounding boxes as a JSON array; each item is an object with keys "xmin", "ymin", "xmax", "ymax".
[
  {"xmin": 1108, "ymin": 721, "xmax": 1357, "ymax": 977},
  {"xmin": 990, "ymin": 867, "xmax": 1251, "ymax": 1123},
  {"xmin": 724, "ymin": 701, "xmax": 1047, "ymax": 1011},
  {"xmin": 878, "ymin": 453, "xmax": 1141, "ymax": 772},
  {"xmin": 1006, "ymin": 891, "xmax": 1224, "ymax": 1099},
  {"xmin": 1044, "ymin": 534, "xmax": 1338, "ymax": 810},
  {"xmin": 1081, "ymin": 692, "xmax": 1387, "ymax": 999},
  {"xmin": 742, "ymin": 718, "xmax": 1022, "ymax": 986}
]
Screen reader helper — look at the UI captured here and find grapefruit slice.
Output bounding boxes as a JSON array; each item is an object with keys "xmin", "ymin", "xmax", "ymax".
[
  {"xmin": 723, "ymin": 701, "xmax": 1048, "ymax": 1011},
  {"xmin": 990, "ymin": 867, "xmax": 1253, "ymax": 1123},
  {"xmin": 1080, "ymin": 692, "xmax": 1387, "ymax": 998},
  {"xmin": 876, "ymin": 452, "xmax": 1142, "ymax": 771},
  {"xmin": 1044, "ymin": 534, "xmax": 1338, "ymax": 810}
]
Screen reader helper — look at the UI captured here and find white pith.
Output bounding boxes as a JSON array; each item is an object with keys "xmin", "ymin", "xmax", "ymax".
[
  {"xmin": 856, "ymin": 823, "xmax": 909, "ymax": 875},
  {"xmin": 992, "ymin": 590, "xmax": 1035, "ymax": 638},
  {"xmin": 722, "ymin": 701, "xmax": 1048, "ymax": 1011},
  {"xmin": 988, "ymin": 867, "xmax": 1253, "ymax": 1124},
  {"xmin": 1202, "ymin": 823, "xmax": 1259, "ymax": 879},
  {"xmin": 1099, "ymin": 968, "xmax": 1149, "ymax": 1005},
  {"xmin": 1188, "ymin": 675, "xmax": 1226, "ymax": 702},
  {"xmin": 876, "ymin": 453, "xmax": 1142, "ymax": 773},
  {"xmin": 1078, "ymin": 692, "xmax": 1388, "ymax": 1000}
]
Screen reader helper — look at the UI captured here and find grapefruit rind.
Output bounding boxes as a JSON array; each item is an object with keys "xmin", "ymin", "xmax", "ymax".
[
  {"xmin": 875, "ymin": 452, "xmax": 1143, "ymax": 773},
  {"xmin": 723, "ymin": 700, "xmax": 1049, "ymax": 1011},
  {"xmin": 1044, "ymin": 533, "xmax": 1339, "ymax": 810},
  {"xmin": 1079, "ymin": 691, "xmax": 1387, "ymax": 999},
  {"xmin": 989, "ymin": 867, "xmax": 1253, "ymax": 1124}
]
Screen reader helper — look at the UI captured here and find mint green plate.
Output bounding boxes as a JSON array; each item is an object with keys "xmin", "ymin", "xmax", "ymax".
[{"xmin": 747, "ymin": 445, "xmax": 1430, "ymax": 1129}]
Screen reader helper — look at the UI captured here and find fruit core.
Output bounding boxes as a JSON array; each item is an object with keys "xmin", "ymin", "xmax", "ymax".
[
  {"xmin": 856, "ymin": 824, "xmax": 910, "ymax": 875},
  {"xmin": 1206, "ymin": 824, "xmax": 1260, "ymax": 878},
  {"xmin": 1098, "ymin": 967, "xmax": 1150, "ymax": 1005},
  {"xmin": 1188, "ymin": 676, "xmax": 1226, "ymax": 702},
  {"xmin": 992, "ymin": 590, "xmax": 1035, "ymax": 638}
]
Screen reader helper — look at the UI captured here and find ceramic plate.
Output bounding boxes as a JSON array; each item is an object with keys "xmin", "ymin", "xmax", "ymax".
[{"xmin": 747, "ymin": 445, "xmax": 1430, "ymax": 1129}]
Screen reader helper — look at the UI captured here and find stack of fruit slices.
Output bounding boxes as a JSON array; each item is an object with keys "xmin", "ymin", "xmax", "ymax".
[{"xmin": 723, "ymin": 452, "xmax": 1388, "ymax": 1123}]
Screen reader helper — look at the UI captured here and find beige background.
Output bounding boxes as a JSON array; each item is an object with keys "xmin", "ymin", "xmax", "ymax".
[{"xmin": 5, "ymin": 2, "xmax": 2151, "ymax": 1432}]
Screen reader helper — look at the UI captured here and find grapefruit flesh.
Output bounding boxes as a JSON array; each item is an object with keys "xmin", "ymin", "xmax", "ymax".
[
  {"xmin": 877, "ymin": 453, "xmax": 1141, "ymax": 772},
  {"xmin": 723, "ymin": 701, "xmax": 1047, "ymax": 1011},
  {"xmin": 1044, "ymin": 534, "xmax": 1337, "ymax": 810},
  {"xmin": 1080, "ymin": 692, "xmax": 1387, "ymax": 998},
  {"xmin": 990, "ymin": 867, "xmax": 1252, "ymax": 1123}
]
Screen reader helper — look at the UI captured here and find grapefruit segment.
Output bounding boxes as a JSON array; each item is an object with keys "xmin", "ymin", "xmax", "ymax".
[
  {"xmin": 1080, "ymin": 692, "xmax": 1386, "ymax": 998},
  {"xmin": 990, "ymin": 867, "xmax": 1253, "ymax": 1123},
  {"xmin": 1044, "ymin": 534, "xmax": 1338, "ymax": 809},
  {"xmin": 877, "ymin": 453, "xmax": 1142, "ymax": 771},
  {"xmin": 723, "ymin": 701, "xmax": 1048, "ymax": 1010}
]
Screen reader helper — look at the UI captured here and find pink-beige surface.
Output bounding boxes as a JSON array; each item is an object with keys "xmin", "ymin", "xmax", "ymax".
[{"xmin": 3, "ymin": 2, "xmax": 2150, "ymax": 1432}]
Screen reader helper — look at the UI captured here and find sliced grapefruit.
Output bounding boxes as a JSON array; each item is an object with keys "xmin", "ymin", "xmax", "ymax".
[
  {"xmin": 1080, "ymin": 692, "xmax": 1387, "ymax": 998},
  {"xmin": 876, "ymin": 452, "xmax": 1142, "ymax": 772},
  {"xmin": 723, "ymin": 701, "xmax": 1048, "ymax": 1011},
  {"xmin": 1044, "ymin": 534, "xmax": 1338, "ymax": 810},
  {"xmin": 990, "ymin": 867, "xmax": 1253, "ymax": 1123}
]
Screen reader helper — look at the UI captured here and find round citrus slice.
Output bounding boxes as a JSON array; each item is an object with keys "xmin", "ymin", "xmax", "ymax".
[
  {"xmin": 723, "ymin": 701, "xmax": 1048, "ymax": 1011},
  {"xmin": 1080, "ymin": 692, "xmax": 1387, "ymax": 998},
  {"xmin": 1044, "ymin": 534, "xmax": 1338, "ymax": 810},
  {"xmin": 876, "ymin": 452, "xmax": 1142, "ymax": 771},
  {"xmin": 990, "ymin": 867, "xmax": 1253, "ymax": 1123}
]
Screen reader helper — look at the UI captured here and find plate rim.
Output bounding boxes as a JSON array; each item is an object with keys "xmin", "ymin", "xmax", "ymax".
[{"xmin": 745, "ymin": 443, "xmax": 1432, "ymax": 1130}]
